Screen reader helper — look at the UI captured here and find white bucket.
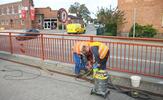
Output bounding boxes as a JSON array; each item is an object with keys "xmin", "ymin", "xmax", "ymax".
[{"xmin": 130, "ymin": 76, "xmax": 141, "ymax": 88}]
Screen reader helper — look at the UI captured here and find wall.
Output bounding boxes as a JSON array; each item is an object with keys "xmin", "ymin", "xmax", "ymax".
[{"xmin": 118, "ymin": 0, "xmax": 163, "ymax": 34}]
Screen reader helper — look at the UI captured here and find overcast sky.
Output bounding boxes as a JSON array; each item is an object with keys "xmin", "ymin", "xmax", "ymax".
[{"xmin": 0, "ymin": 0, "xmax": 117, "ymax": 18}]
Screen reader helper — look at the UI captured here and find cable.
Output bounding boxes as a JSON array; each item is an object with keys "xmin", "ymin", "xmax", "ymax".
[
  {"xmin": 0, "ymin": 65, "xmax": 92, "ymax": 88},
  {"xmin": 74, "ymin": 69, "xmax": 93, "ymax": 82},
  {"xmin": 0, "ymin": 65, "xmax": 41, "ymax": 80}
]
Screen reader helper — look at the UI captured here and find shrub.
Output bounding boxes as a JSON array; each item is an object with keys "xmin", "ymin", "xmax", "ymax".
[
  {"xmin": 129, "ymin": 23, "xmax": 157, "ymax": 38},
  {"xmin": 104, "ymin": 23, "xmax": 117, "ymax": 36}
]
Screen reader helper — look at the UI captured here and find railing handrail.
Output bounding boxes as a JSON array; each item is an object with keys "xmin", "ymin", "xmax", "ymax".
[{"xmin": 0, "ymin": 31, "xmax": 163, "ymax": 42}]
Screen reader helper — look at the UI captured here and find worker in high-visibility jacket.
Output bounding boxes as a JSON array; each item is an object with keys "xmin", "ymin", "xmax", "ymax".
[
  {"xmin": 72, "ymin": 41, "xmax": 92, "ymax": 77},
  {"xmin": 81, "ymin": 42, "xmax": 109, "ymax": 74}
]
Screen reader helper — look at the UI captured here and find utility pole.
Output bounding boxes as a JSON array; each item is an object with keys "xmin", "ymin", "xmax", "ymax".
[
  {"xmin": 133, "ymin": 8, "xmax": 136, "ymax": 38},
  {"xmin": 133, "ymin": 0, "xmax": 138, "ymax": 38}
]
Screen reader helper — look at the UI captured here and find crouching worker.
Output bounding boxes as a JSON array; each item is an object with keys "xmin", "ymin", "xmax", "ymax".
[
  {"xmin": 81, "ymin": 42, "xmax": 109, "ymax": 77},
  {"xmin": 72, "ymin": 41, "xmax": 92, "ymax": 77}
]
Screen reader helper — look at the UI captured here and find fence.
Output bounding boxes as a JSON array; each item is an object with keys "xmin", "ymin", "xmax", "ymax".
[{"xmin": 0, "ymin": 32, "xmax": 163, "ymax": 78}]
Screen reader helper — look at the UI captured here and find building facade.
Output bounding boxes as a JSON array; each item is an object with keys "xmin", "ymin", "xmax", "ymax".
[
  {"xmin": 34, "ymin": 7, "xmax": 59, "ymax": 29},
  {"xmin": 0, "ymin": 0, "xmax": 60, "ymax": 30},
  {"xmin": 0, "ymin": 0, "xmax": 84, "ymax": 30},
  {"xmin": 0, "ymin": 1, "xmax": 23, "ymax": 29},
  {"xmin": 118, "ymin": 0, "xmax": 163, "ymax": 35}
]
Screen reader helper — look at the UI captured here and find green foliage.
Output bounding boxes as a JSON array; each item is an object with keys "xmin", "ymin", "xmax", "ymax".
[
  {"xmin": 129, "ymin": 23, "xmax": 157, "ymax": 38},
  {"xmin": 96, "ymin": 8, "xmax": 125, "ymax": 36},
  {"xmin": 69, "ymin": 2, "xmax": 91, "ymax": 21},
  {"xmin": 105, "ymin": 23, "xmax": 117, "ymax": 36}
]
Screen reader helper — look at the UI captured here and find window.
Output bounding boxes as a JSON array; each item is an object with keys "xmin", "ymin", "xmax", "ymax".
[
  {"xmin": 1, "ymin": 8, "xmax": 4, "ymax": 15},
  {"xmin": 7, "ymin": 7, "xmax": 10, "ymax": 15},
  {"xmin": 14, "ymin": 5, "xmax": 18, "ymax": 14},
  {"xmin": 0, "ymin": 9, "xmax": 1, "ymax": 15},
  {"xmin": 3, "ymin": 7, "xmax": 7, "ymax": 15},
  {"xmin": 21, "ymin": 20, "xmax": 24, "ymax": 25},
  {"xmin": 12, "ymin": 6, "xmax": 15, "ymax": 14},
  {"xmin": 1, "ymin": 20, "xmax": 4, "ymax": 25},
  {"xmin": 18, "ymin": 5, "xmax": 22, "ymax": 13}
]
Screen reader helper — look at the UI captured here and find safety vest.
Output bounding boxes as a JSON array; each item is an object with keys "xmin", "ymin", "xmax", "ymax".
[
  {"xmin": 73, "ymin": 41, "xmax": 90, "ymax": 54},
  {"xmin": 90, "ymin": 42, "xmax": 109, "ymax": 59}
]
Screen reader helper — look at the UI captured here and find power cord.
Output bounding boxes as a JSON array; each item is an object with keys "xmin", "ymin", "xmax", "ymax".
[
  {"xmin": 0, "ymin": 65, "xmax": 41, "ymax": 80},
  {"xmin": 0, "ymin": 65, "xmax": 92, "ymax": 88}
]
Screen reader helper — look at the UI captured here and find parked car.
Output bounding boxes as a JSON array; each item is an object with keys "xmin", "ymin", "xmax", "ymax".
[
  {"xmin": 66, "ymin": 23, "xmax": 86, "ymax": 34},
  {"xmin": 16, "ymin": 29, "xmax": 40, "ymax": 41}
]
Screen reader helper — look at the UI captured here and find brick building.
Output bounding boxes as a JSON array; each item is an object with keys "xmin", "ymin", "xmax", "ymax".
[
  {"xmin": 0, "ymin": 0, "xmax": 60, "ymax": 30},
  {"xmin": 34, "ymin": 7, "xmax": 59, "ymax": 29},
  {"xmin": 118, "ymin": 0, "xmax": 163, "ymax": 35},
  {"xmin": 0, "ymin": 1, "xmax": 24, "ymax": 29}
]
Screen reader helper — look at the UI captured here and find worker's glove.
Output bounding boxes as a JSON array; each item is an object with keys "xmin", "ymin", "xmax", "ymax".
[{"xmin": 93, "ymin": 63, "xmax": 100, "ymax": 69}]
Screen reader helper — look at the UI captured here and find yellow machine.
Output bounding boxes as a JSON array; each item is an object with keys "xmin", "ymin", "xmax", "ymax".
[
  {"xmin": 91, "ymin": 70, "xmax": 110, "ymax": 98},
  {"xmin": 66, "ymin": 23, "xmax": 86, "ymax": 34}
]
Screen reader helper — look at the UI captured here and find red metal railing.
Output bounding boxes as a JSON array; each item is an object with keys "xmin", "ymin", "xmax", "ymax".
[{"xmin": 0, "ymin": 32, "xmax": 163, "ymax": 78}]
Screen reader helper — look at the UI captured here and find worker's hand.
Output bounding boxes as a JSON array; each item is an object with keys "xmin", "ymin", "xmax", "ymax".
[{"xmin": 86, "ymin": 61, "xmax": 92, "ymax": 70}]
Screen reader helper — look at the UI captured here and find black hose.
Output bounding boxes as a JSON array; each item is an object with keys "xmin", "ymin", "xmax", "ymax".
[
  {"xmin": 107, "ymin": 76, "xmax": 153, "ymax": 100},
  {"xmin": 0, "ymin": 65, "xmax": 41, "ymax": 80}
]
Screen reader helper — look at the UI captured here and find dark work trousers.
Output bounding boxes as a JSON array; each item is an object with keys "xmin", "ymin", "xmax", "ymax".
[
  {"xmin": 100, "ymin": 50, "xmax": 110, "ymax": 70},
  {"xmin": 91, "ymin": 46, "xmax": 110, "ymax": 70}
]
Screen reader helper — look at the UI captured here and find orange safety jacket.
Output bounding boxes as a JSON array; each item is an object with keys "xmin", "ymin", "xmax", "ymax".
[
  {"xmin": 72, "ymin": 41, "xmax": 90, "ymax": 54},
  {"xmin": 89, "ymin": 42, "xmax": 109, "ymax": 59}
]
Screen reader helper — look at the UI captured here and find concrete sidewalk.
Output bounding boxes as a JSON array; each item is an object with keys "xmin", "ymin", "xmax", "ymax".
[
  {"xmin": 0, "ymin": 59, "xmax": 139, "ymax": 100},
  {"xmin": 0, "ymin": 52, "xmax": 163, "ymax": 100}
]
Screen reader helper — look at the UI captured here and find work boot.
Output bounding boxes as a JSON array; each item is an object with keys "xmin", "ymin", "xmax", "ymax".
[{"xmin": 75, "ymin": 74, "xmax": 81, "ymax": 78}]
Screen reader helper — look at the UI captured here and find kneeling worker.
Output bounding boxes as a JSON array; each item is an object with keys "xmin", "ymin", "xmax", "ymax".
[
  {"xmin": 72, "ymin": 41, "xmax": 92, "ymax": 77},
  {"xmin": 81, "ymin": 42, "xmax": 109, "ymax": 75}
]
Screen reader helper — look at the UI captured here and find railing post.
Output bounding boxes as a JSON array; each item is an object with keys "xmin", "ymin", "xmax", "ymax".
[
  {"xmin": 9, "ymin": 32, "xmax": 13, "ymax": 54},
  {"xmin": 41, "ymin": 34, "xmax": 45, "ymax": 60},
  {"xmin": 90, "ymin": 36, "xmax": 93, "ymax": 42}
]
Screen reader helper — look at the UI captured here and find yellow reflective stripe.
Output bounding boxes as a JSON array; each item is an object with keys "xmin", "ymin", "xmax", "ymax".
[
  {"xmin": 98, "ymin": 45, "xmax": 103, "ymax": 53},
  {"xmin": 99, "ymin": 44, "xmax": 105, "ymax": 55},
  {"xmin": 100, "ymin": 46, "xmax": 109, "ymax": 59}
]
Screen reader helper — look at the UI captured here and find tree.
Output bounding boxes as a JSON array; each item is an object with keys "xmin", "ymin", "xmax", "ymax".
[
  {"xmin": 69, "ymin": 2, "xmax": 91, "ymax": 21},
  {"xmin": 96, "ymin": 7, "xmax": 126, "ymax": 36},
  {"xmin": 129, "ymin": 23, "xmax": 157, "ymax": 38}
]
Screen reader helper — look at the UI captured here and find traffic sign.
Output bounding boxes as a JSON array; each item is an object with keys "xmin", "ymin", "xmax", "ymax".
[{"xmin": 58, "ymin": 8, "xmax": 68, "ymax": 23}]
